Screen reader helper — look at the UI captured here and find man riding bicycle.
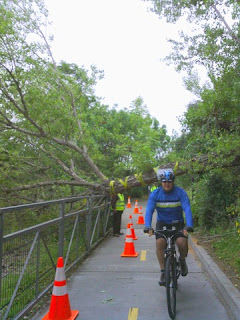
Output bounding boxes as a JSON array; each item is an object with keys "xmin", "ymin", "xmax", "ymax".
[{"xmin": 144, "ymin": 169, "xmax": 194, "ymax": 286}]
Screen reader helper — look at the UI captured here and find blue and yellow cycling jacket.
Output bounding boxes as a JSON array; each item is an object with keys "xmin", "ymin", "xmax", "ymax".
[{"xmin": 145, "ymin": 186, "xmax": 193, "ymax": 228}]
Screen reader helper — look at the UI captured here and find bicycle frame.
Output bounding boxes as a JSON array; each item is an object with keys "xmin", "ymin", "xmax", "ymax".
[
  {"xmin": 154, "ymin": 226, "xmax": 183, "ymax": 319},
  {"xmin": 144, "ymin": 221, "xmax": 193, "ymax": 319},
  {"xmin": 155, "ymin": 227, "xmax": 182, "ymax": 261}
]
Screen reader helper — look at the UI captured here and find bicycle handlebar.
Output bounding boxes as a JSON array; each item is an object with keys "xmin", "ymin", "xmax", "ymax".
[{"xmin": 143, "ymin": 226, "xmax": 194, "ymax": 234}]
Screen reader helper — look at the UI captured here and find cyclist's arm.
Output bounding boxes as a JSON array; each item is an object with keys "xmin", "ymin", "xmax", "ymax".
[
  {"xmin": 180, "ymin": 189, "xmax": 194, "ymax": 228},
  {"xmin": 145, "ymin": 194, "xmax": 156, "ymax": 228}
]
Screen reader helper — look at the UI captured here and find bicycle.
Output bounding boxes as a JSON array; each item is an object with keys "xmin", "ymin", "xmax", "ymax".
[{"xmin": 144, "ymin": 221, "xmax": 194, "ymax": 319}]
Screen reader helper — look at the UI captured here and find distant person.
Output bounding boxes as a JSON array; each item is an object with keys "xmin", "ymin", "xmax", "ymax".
[
  {"xmin": 148, "ymin": 183, "xmax": 158, "ymax": 194},
  {"xmin": 144, "ymin": 170, "xmax": 194, "ymax": 286},
  {"xmin": 111, "ymin": 193, "xmax": 125, "ymax": 237}
]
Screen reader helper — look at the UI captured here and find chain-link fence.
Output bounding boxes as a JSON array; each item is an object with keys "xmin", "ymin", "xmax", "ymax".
[{"xmin": 0, "ymin": 195, "xmax": 111, "ymax": 320}]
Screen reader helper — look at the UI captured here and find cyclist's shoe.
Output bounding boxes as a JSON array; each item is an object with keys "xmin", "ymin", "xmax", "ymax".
[
  {"xmin": 158, "ymin": 271, "xmax": 165, "ymax": 286},
  {"xmin": 180, "ymin": 259, "xmax": 188, "ymax": 276}
]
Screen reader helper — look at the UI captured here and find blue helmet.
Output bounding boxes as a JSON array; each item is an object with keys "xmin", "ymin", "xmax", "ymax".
[{"xmin": 159, "ymin": 171, "xmax": 175, "ymax": 182}]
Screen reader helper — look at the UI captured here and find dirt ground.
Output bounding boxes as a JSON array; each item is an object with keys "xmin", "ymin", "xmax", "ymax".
[{"xmin": 193, "ymin": 233, "xmax": 240, "ymax": 292}]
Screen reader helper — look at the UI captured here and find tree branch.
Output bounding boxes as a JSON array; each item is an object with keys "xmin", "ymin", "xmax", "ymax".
[
  {"xmin": 0, "ymin": 110, "xmax": 106, "ymax": 181},
  {"xmin": 212, "ymin": 4, "xmax": 240, "ymax": 45},
  {"xmin": 0, "ymin": 116, "xmax": 45, "ymax": 138},
  {"xmin": 38, "ymin": 144, "xmax": 88, "ymax": 183},
  {"xmin": 0, "ymin": 62, "xmax": 28, "ymax": 112},
  {"xmin": 1, "ymin": 180, "xmax": 100, "ymax": 193},
  {"xmin": 51, "ymin": 136, "xmax": 107, "ymax": 180},
  {"xmin": 0, "ymin": 80, "xmax": 46, "ymax": 136}
]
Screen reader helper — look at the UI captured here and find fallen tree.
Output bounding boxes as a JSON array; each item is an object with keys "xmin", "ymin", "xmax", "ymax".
[{"xmin": 2, "ymin": 152, "xmax": 239, "ymax": 196}]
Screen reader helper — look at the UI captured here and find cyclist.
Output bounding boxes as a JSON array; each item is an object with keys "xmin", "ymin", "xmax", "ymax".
[{"xmin": 144, "ymin": 170, "xmax": 194, "ymax": 286}]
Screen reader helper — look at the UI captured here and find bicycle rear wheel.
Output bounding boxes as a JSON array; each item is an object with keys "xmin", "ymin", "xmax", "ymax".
[{"xmin": 165, "ymin": 255, "xmax": 177, "ymax": 319}]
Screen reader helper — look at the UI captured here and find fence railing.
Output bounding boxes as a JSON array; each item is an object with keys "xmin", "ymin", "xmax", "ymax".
[{"xmin": 0, "ymin": 195, "xmax": 111, "ymax": 320}]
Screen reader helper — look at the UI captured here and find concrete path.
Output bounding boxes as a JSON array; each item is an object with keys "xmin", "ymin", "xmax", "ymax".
[{"xmin": 33, "ymin": 200, "xmax": 238, "ymax": 320}]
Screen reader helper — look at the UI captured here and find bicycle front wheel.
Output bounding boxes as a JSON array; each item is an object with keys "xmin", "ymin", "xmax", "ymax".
[{"xmin": 165, "ymin": 255, "xmax": 177, "ymax": 319}]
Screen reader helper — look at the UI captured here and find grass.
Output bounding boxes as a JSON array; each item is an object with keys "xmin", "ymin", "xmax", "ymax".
[
  {"xmin": 210, "ymin": 233, "xmax": 240, "ymax": 273},
  {"xmin": 195, "ymin": 227, "xmax": 240, "ymax": 289}
]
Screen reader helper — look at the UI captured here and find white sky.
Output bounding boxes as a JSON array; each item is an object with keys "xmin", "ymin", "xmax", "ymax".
[{"xmin": 44, "ymin": 0, "xmax": 201, "ymax": 135}]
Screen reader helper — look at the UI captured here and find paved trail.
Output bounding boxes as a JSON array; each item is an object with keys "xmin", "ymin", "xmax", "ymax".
[{"xmin": 33, "ymin": 200, "xmax": 233, "ymax": 320}]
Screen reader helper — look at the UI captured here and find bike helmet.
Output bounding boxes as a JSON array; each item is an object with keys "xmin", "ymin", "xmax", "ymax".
[{"xmin": 158, "ymin": 170, "xmax": 175, "ymax": 182}]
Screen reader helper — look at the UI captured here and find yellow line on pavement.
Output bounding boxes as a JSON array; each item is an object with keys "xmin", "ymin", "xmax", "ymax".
[
  {"xmin": 140, "ymin": 250, "xmax": 146, "ymax": 261},
  {"xmin": 128, "ymin": 308, "xmax": 138, "ymax": 319}
]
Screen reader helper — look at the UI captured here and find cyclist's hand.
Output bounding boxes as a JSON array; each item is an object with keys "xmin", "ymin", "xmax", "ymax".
[
  {"xmin": 143, "ymin": 227, "xmax": 149, "ymax": 233},
  {"xmin": 143, "ymin": 227, "xmax": 154, "ymax": 236},
  {"xmin": 184, "ymin": 226, "xmax": 194, "ymax": 236},
  {"xmin": 149, "ymin": 228, "xmax": 154, "ymax": 237}
]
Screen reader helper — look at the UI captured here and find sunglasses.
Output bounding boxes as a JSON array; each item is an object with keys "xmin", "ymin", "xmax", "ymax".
[{"xmin": 162, "ymin": 181, "xmax": 173, "ymax": 183}]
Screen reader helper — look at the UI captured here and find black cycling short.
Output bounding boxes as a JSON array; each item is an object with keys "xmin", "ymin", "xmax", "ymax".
[{"xmin": 155, "ymin": 221, "xmax": 187, "ymax": 240}]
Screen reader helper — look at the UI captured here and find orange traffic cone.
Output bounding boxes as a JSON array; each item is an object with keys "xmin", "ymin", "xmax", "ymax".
[
  {"xmin": 127, "ymin": 197, "xmax": 132, "ymax": 208},
  {"xmin": 137, "ymin": 215, "xmax": 145, "ymax": 225},
  {"xmin": 139, "ymin": 206, "xmax": 143, "ymax": 214},
  {"xmin": 121, "ymin": 226, "xmax": 138, "ymax": 257},
  {"xmin": 127, "ymin": 215, "xmax": 138, "ymax": 240},
  {"xmin": 133, "ymin": 200, "xmax": 139, "ymax": 214},
  {"xmin": 42, "ymin": 257, "xmax": 79, "ymax": 320},
  {"xmin": 127, "ymin": 222, "xmax": 138, "ymax": 240}
]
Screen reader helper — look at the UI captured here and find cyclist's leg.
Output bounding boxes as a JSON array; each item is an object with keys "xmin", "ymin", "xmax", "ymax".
[
  {"xmin": 156, "ymin": 238, "xmax": 166, "ymax": 285},
  {"xmin": 176, "ymin": 235, "xmax": 188, "ymax": 276},
  {"xmin": 175, "ymin": 236, "xmax": 188, "ymax": 260},
  {"xmin": 155, "ymin": 221, "xmax": 167, "ymax": 285},
  {"xmin": 155, "ymin": 221, "xmax": 167, "ymax": 269},
  {"xmin": 156, "ymin": 237, "xmax": 167, "ymax": 270}
]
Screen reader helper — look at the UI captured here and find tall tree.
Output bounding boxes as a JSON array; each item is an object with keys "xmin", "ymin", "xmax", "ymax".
[
  {"xmin": 0, "ymin": 0, "xmax": 170, "ymax": 204},
  {"xmin": 144, "ymin": 0, "xmax": 240, "ymax": 78}
]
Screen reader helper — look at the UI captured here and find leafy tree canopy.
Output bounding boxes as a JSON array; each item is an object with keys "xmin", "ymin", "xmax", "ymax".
[
  {"xmin": 142, "ymin": 0, "xmax": 240, "ymax": 229},
  {"xmin": 0, "ymin": 0, "xmax": 170, "ymax": 205}
]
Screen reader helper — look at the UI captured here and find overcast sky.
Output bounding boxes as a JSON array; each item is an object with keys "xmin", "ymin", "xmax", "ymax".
[{"xmin": 44, "ymin": 0, "xmax": 200, "ymax": 135}]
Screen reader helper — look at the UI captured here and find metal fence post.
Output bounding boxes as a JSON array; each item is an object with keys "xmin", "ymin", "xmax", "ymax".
[
  {"xmin": 86, "ymin": 198, "xmax": 93, "ymax": 252},
  {"xmin": 58, "ymin": 203, "xmax": 65, "ymax": 258},
  {"xmin": 104, "ymin": 196, "xmax": 111, "ymax": 234},
  {"xmin": 0, "ymin": 212, "xmax": 4, "ymax": 304},
  {"xmin": 35, "ymin": 232, "xmax": 40, "ymax": 298}
]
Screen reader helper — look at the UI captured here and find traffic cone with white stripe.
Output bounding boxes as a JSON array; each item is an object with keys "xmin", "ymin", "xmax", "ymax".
[
  {"xmin": 127, "ymin": 197, "xmax": 132, "ymax": 208},
  {"xmin": 136, "ymin": 206, "xmax": 144, "ymax": 224},
  {"xmin": 133, "ymin": 200, "xmax": 139, "ymax": 214},
  {"xmin": 127, "ymin": 215, "xmax": 138, "ymax": 240},
  {"xmin": 121, "ymin": 226, "xmax": 138, "ymax": 257},
  {"xmin": 42, "ymin": 257, "xmax": 79, "ymax": 320}
]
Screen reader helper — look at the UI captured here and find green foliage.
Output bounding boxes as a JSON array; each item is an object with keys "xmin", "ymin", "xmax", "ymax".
[
  {"xmin": 80, "ymin": 97, "xmax": 170, "ymax": 179},
  {"xmin": 146, "ymin": 0, "xmax": 240, "ymax": 76},
  {"xmin": 144, "ymin": 0, "xmax": 217, "ymax": 23},
  {"xmin": 151, "ymin": 0, "xmax": 240, "ymax": 235},
  {"xmin": 210, "ymin": 231, "xmax": 240, "ymax": 275},
  {"xmin": 226, "ymin": 196, "xmax": 240, "ymax": 235},
  {"xmin": 0, "ymin": 1, "xmax": 171, "ymax": 205},
  {"xmin": 191, "ymin": 170, "xmax": 239, "ymax": 228},
  {"xmin": 128, "ymin": 186, "xmax": 146, "ymax": 199}
]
